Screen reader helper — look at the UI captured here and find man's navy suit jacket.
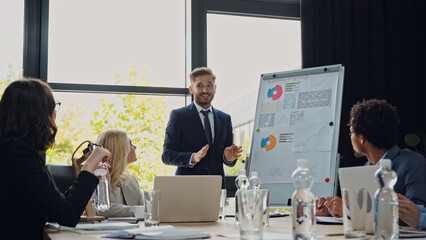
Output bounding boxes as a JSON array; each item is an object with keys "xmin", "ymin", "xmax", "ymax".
[
  {"xmin": 162, "ymin": 102, "xmax": 237, "ymax": 188},
  {"xmin": 366, "ymin": 145, "xmax": 426, "ymax": 205}
]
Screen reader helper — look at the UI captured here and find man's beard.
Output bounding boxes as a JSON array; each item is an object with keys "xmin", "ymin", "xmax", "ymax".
[{"xmin": 196, "ymin": 95, "xmax": 213, "ymax": 105}]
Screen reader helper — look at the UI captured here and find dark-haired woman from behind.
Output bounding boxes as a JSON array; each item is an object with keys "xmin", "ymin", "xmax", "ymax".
[{"xmin": 0, "ymin": 79, "xmax": 111, "ymax": 240}]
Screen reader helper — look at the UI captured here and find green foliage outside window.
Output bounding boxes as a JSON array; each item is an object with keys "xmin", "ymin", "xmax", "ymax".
[
  {"xmin": 90, "ymin": 66, "xmax": 177, "ymax": 189},
  {"xmin": 46, "ymin": 66, "xmax": 177, "ymax": 190},
  {"xmin": 45, "ymin": 103, "xmax": 95, "ymax": 164}
]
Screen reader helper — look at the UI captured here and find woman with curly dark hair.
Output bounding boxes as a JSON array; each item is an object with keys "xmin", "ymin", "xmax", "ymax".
[{"xmin": 0, "ymin": 79, "xmax": 111, "ymax": 240}]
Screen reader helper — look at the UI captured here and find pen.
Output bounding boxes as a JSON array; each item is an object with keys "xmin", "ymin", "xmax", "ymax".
[{"xmin": 325, "ymin": 233, "xmax": 344, "ymax": 236}]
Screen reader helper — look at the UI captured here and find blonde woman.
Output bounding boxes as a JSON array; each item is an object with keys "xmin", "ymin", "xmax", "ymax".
[{"xmin": 96, "ymin": 129, "xmax": 143, "ymax": 217}]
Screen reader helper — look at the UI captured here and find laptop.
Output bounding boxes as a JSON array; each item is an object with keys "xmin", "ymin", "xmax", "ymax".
[
  {"xmin": 338, "ymin": 165, "xmax": 380, "ymax": 234},
  {"xmin": 153, "ymin": 175, "xmax": 222, "ymax": 222}
]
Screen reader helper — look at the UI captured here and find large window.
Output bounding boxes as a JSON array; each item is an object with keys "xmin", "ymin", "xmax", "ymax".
[
  {"xmin": 0, "ymin": 0, "xmax": 24, "ymax": 94},
  {"xmin": 48, "ymin": 0, "xmax": 186, "ymax": 87}
]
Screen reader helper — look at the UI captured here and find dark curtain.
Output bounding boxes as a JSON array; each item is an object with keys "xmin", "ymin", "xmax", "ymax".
[{"xmin": 301, "ymin": 0, "xmax": 426, "ymax": 168}]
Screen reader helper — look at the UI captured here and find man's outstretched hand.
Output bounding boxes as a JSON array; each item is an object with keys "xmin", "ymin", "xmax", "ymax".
[
  {"xmin": 224, "ymin": 145, "xmax": 243, "ymax": 162},
  {"xmin": 191, "ymin": 144, "xmax": 209, "ymax": 164}
]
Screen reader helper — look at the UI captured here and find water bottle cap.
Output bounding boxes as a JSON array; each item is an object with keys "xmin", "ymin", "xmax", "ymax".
[
  {"xmin": 297, "ymin": 158, "xmax": 308, "ymax": 168},
  {"xmin": 239, "ymin": 169, "xmax": 246, "ymax": 175},
  {"xmin": 380, "ymin": 159, "xmax": 392, "ymax": 168},
  {"xmin": 251, "ymin": 171, "xmax": 258, "ymax": 177}
]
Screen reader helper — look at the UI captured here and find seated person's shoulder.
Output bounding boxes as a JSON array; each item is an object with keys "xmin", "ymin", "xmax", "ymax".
[
  {"xmin": 400, "ymin": 148, "xmax": 426, "ymax": 163},
  {"xmin": 1, "ymin": 140, "xmax": 43, "ymax": 165},
  {"xmin": 129, "ymin": 174, "xmax": 139, "ymax": 183},
  {"xmin": 394, "ymin": 148, "xmax": 426, "ymax": 174},
  {"xmin": 120, "ymin": 174, "xmax": 140, "ymax": 190}
]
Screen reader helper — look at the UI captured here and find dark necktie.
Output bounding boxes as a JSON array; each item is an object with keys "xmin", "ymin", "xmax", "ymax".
[{"xmin": 201, "ymin": 110, "xmax": 213, "ymax": 146}]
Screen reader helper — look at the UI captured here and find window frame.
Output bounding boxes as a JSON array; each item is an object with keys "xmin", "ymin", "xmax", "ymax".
[
  {"xmin": 191, "ymin": 0, "xmax": 300, "ymax": 69},
  {"xmin": 23, "ymin": 0, "xmax": 49, "ymax": 80}
]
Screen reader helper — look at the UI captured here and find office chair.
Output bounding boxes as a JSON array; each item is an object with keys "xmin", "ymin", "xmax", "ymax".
[
  {"xmin": 225, "ymin": 175, "xmax": 237, "ymax": 197},
  {"xmin": 46, "ymin": 164, "xmax": 76, "ymax": 194}
]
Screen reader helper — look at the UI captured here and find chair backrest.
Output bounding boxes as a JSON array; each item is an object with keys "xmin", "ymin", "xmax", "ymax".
[
  {"xmin": 225, "ymin": 175, "xmax": 237, "ymax": 197},
  {"xmin": 46, "ymin": 164, "xmax": 76, "ymax": 193}
]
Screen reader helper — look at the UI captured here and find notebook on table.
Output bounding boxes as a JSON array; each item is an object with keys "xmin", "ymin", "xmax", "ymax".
[
  {"xmin": 338, "ymin": 165, "xmax": 380, "ymax": 234},
  {"xmin": 45, "ymin": 221, "xmax": 139, "ymax": 234},
  {"xmin": 153, "ymin": 175, "xmax": 222, "ymax": 223}
]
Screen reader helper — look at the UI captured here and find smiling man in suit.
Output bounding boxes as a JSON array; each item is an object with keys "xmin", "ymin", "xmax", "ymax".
[{"xmin": 162, "ymin": 67, "xmax": 242, "ymax": 188}]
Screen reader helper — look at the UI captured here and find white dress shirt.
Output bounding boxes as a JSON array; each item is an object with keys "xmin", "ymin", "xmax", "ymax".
[
  {"xmin": 189, "ymin": 102, "xmax": 215, "ymax": 167},
  {"xmin": 194, "ymin": 102, "xmax": 215, "ymax": 142}
]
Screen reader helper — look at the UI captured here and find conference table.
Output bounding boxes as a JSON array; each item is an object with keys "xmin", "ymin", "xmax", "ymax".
[{"xmin": 47, "ymin": 216, "xmax": 356, "ymax": 240}]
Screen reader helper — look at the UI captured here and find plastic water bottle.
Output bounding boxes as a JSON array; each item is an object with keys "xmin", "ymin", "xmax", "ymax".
[
  {"xmin": 291, "ymin": 159, "xmax": 316, "ymax": 240},
  {"xmin": 235, "ymin": 169, "xmax": 250, "ymax": 189},
  {"xmin": 92, "ymin": 143, "xmax": 111, "ymax": 212},
  {"xmin": 235, "ymin": 169, "xmax": 250, "ymax": 224},
  {"xmin": 249, "ymin": 171, "xmax": 262, "ymax": 189},
  {"xmin": 374, "ymin": 159, "xmax": 399, "ymax": 240},
  {"xmin": 90, "ymin": 143, "xmax": 111, "ymax": 212},
  {"xmin": 95, "ymin": 171, "xmax": 111, "ymax": 212}
]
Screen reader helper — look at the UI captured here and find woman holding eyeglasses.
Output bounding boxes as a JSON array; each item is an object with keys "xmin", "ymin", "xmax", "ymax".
[{"xmin": 0, "ymin": 79, "xmax": 111, "ymax": 240}]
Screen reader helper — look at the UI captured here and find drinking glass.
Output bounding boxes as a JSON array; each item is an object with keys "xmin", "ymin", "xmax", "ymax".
[
  {"xmin": 342, "ymin": 188, "xmax": 368, "ymax": 238},
  {"xmin": 219, "ymin": 189, "xmax": 227, "ymax": 220},
  {"xmin": 237, "ymin": 189, "xmax": 265, "ymax": 240},
  {"xmin": 143, "ymin": 190, "xmax": 160, "ymax": 227},
  {"xmin": 261, "ymin": 189, "xmax": 270, "ymax": 227}
]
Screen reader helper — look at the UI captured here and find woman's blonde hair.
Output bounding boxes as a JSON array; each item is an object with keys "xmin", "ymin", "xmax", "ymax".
[{"xmin": 96, "ymin": 129, "xmax": 131, "ymax": 190}]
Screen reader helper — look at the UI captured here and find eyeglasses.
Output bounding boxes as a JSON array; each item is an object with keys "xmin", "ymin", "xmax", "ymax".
[{"xmin": 55, "ymin": 101, "xmax": 61, "ymax": 112}]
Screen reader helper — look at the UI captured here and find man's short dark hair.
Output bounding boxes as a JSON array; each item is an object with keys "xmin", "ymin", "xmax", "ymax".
[
  {"xmin": 349, "ymin": 99, "xmax": 399, "ymax": 149},
  {"xmin": 189, "ymin": 67, "xmax": 216, "ymax": 83}
]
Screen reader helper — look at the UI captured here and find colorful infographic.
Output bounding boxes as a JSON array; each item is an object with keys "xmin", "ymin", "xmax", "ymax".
[
  {"xmin": 261, "ymin": 134, "xmax": 276, "ymax": 151},
  {"xmin": 267, "ymin": 85, "xmax": 283, "ymax": 100},
  {"xmin": 249, "ymin": 65, "xmax": 344, "ymax": 205}
]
